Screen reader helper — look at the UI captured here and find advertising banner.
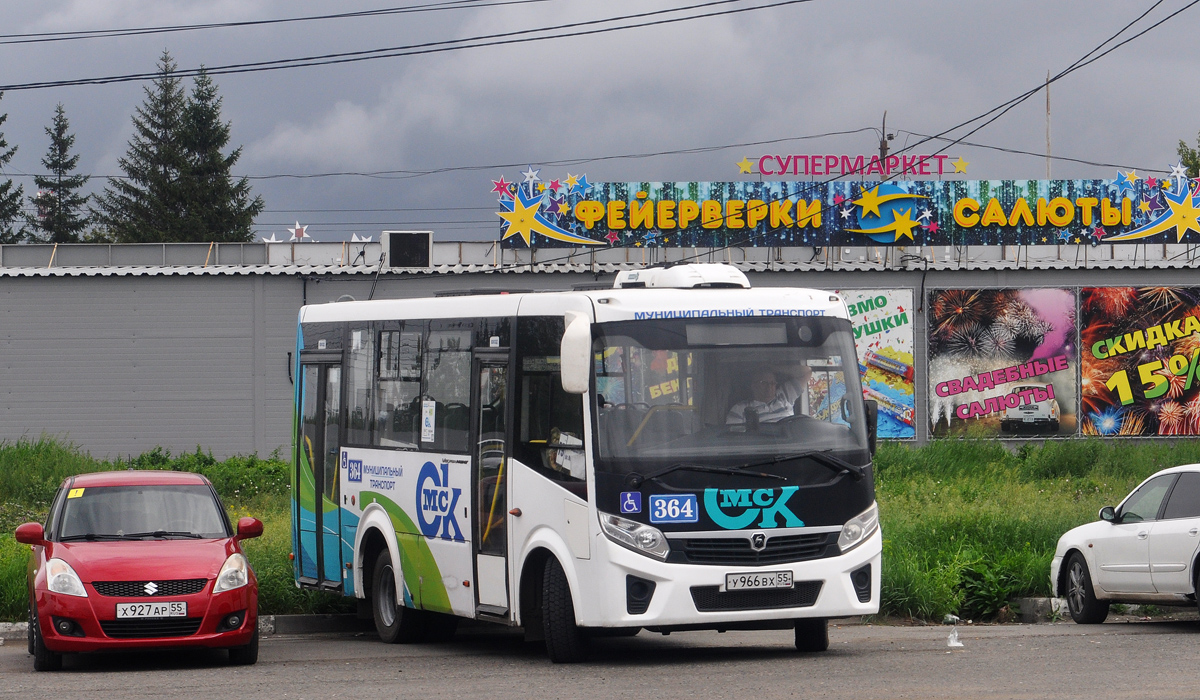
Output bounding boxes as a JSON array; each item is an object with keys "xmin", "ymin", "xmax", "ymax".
[
  {"xmin": 837, "ymin": 289, "xmax": 915, "ymax": 439},
  {"xmin": 928, "ymin": 288, "xmax": 1078, "ymax": 438},
  {"xmin": 1080, "ymin": 287, "xmax": 1200, "ymax": 436},
  {"xmin": 492, "ymin": 168, "xmax": 1200, "ymax": 248}
]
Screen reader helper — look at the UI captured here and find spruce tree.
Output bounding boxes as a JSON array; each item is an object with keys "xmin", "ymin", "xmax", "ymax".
[
  {"xmin": 0, "ymin": 92, "xmax": 24, "ymax": 245},
  {"xmin": 92, "ymin": 51, "xmax": 190, "ymax": 242},
  {"xmin": 27, "ymin": 104, "xmax": 90, "ymax": 243},
  {"xmin": 181, "ymin": 69, "xmax": 263, "ymax": 242}
]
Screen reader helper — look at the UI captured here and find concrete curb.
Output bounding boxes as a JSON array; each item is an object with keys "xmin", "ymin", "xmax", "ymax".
[{"xmin": 0, "ymin": 614, "xmax": 373, "ymax": 641}]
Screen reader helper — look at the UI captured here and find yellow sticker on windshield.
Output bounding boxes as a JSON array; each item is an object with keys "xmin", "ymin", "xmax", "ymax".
[{"xmin": 67, "ymin": 488, "xmax": 84, "ymax": 498}]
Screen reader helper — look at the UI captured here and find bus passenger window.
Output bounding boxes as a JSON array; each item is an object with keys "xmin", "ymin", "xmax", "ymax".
[
  {"xmin": 345, "ymin": 327, "xmax": 374, "ymax": 446},
  {"xmin": 515, "ymin": 317, "xmax": 587, "ymax": 494},
  {"xmin": 423, "ymin": 329, "xmax": 472, "ymax": 453},
  {"xmin": 375, "ymin": 329, "xmax": 422, "ymax": 449}
]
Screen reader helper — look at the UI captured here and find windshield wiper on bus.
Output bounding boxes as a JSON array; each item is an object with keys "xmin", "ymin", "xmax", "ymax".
[
  {"xmin": 735, "ymin": 450, "xmax": 866, "ymax": 481},
  {"xmin": 123, "ymin": 530, "xmax": 205, "ymax": 539},
  {"xmin": 628, "ymin": 463, "xmax": 789, "ymax": 487}
]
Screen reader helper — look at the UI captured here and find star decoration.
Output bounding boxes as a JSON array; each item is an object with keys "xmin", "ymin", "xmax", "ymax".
[
  {"xmin": 498, "ymin": 185, "xmax": 603, "ymax": 246},
  {"xmin": 564, "ymin": 174, "xmax": 580, "ymax": 190},
  {"xmin": 1057, "ymin": 229, "xmax": 1072, "ymax": 243},
  {"xmin": 1146, "ymin": 177, "xmax": 1158, "ymax": 188},
  {"xmin": 605, "ymin": 230, "xmax": 620, "ymax": 243},
  {"xmin": 1146, "ymin": 192, "xmax": 1166, "ymax": 215},
  {"xmin": 840, "ymin": 207, "xmax": 853, "ymax": 220},
  {"xmin": 833, "ymin": 194, "xmax": 845, "ymax": 205},
  {"xmin": 924, "ymin": 220, "xmax": 940, "ymax": 234},
  {"xmin": 736, "ymin": 157, "xmax": 753, "ymax": 175},
  {"xmin": 548, "ymin": 179, "xmax": 562, "ymax": 193},
  {"xmin": 1169, "ymin": 160, "xmax": 1188, "ymax": 184},
  {"xmin": 1073, "ymin": 236, "xmax": 1081, "ymax": 244},
  {"xmin": 491, "ymin": 176, "xmax": 511, "ymax": 196},
  {"xmin": 952, "ymin": 157, "xmax": 969, "ymax": 174},
  {"xmin": 852, "ymin": 185, "xmax": 927, "ymax": 217},
  {"xmin": 521, "ymin": 166, "xmax": 541, "ymax": 183},
  {"xmin": 288, "ymin": 222, "xmax": 309, "ymax": 241},
  {"xmin": 1114, "ymin": 170, "xmax": 1134, "ymax": 196},
  {"xmin": 1125, "ymin": 170, "xmax": 1139, "ymax": 183},
  {"xmin": 556, "ymin": 201, "xmax": 571, "ymax": 215},
  {"xmin": 848, "ymin": 207, "xmax": 920, "ymax": 242},
  {"xmin": 1092, "ymin": 225, "xmax": 1107, "ymax": 240},
  {"xmin": 1040, "ymin": 236, "xmax": 1047, "ymax": 243},
  {"xmin": 536, "ymin": 183, "xmax": 547, "ymax": 192},
  {"xmin": 1108, "ymin": 182, "xmax": 1200, "ymax": 243},
  {"xmin": 918, "ymin": 207, "xmax": 932, "ymax": 221},
  {"xmin": 570, "ymin": 175, "xmax": 592, "ymax": 196},
  {"xmin": 1163, "ymin": 180, "xmax": 1172, "ymax": 190},
  {"xmin": 1139, "ymin": 200, "xmax": 1151, "ymax": 214},
  {"xmin": 262, "ymin": 233, "xmax": 281, "ymax": 243}
]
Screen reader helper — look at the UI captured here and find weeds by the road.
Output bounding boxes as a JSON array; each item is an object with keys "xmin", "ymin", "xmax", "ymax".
[{"xmin": 0, "ymin": 436, "xmax": 1193, "ymax": 622}]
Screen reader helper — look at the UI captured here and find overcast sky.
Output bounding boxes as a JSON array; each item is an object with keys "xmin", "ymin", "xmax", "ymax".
[{"xmin": 1, "ymin": 0, "xmax": 1198, "ymax": 242}]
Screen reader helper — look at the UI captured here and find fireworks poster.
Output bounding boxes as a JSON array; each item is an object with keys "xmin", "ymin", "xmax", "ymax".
[
  {"xmin": 1080, "ymin": 288, "xmax": 1200, "ymax": 436},
  {"xmin": 836, "ymin": 289, "xmax": 915, "ymax": 439},
  {"xmin": 928, "ymin": 288, "xmax": 1078, "ymax": 438}
]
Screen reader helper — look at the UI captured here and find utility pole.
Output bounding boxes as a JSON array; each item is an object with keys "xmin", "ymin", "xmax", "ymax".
[
  {"xmin": 1045, "ymin": 70, "xmax": 1052, "ymax": 179},
  {"xmin": 879, "ymin": 111, "xmax": 889, "ymax": 164}
]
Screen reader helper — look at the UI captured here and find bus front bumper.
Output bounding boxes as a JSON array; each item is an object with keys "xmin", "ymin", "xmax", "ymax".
[{"xmin": 578, "ymin": 527, "xmax": 882, "ymax": 628}]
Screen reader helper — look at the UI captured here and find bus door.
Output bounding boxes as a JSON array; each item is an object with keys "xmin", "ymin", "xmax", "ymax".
[
  {"xmin": 472, "ymin": 352, "xmax": 511, "ymax": 617},
  {"xmin": 297, "ymin": 358, "xmax": 344, "ymax": 590}
]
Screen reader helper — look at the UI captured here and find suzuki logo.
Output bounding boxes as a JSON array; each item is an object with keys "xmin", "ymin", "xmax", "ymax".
[
  {"xmin": 144, "ymin": 581, "xmax": 158, "ymax": 595},
  {"xmin": 750, "ymin": 533, "xmax": 767, "ymax": 551}
]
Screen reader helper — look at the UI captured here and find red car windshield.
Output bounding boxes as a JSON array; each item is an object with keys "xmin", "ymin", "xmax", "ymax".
[{"xmin": 56, "ymin": 485, "xmax": 229, "ymax": 540}]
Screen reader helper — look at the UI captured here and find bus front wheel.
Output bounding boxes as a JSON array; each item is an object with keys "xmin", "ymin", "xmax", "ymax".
[
  {"xmin": 372, "ymin": 550, "xmax": 428, "ymax": 644},
  {"xmin": 541, "ymin": 557, "xmax": 589, "ymax": 663}
]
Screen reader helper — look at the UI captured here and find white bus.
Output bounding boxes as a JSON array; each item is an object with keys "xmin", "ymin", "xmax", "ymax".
[{"xmin": 290, "ymin": 263, "xmax": 881, "ymax": 662}]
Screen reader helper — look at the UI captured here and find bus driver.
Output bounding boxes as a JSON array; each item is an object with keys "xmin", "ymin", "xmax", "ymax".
[{"xmin": 726, "ymin": 367, "xmax": 809, "ymax": 424}]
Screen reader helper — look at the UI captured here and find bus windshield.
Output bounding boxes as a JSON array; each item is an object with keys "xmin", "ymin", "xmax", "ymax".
[{"xmin": 593, "ymin": 316, "xmax": 869, "ymax": 470}]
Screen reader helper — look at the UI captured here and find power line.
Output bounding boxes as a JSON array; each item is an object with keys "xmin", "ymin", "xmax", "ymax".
[
  {"xmin": 0, "ymin": 0, "xmax": 554, "ymax": 45},
  {"xmin": 0, "ymin": 0, "xmax": 816, "ymax": 91},
  {"xmin": 476, "ymin": 0, "xmax": 1195, "ymax": 273}
]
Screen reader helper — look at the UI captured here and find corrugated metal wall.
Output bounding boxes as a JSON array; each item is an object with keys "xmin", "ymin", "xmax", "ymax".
[{"xmin": 2, "ymin": 265, "xmax": 1197, "ymax": 459}]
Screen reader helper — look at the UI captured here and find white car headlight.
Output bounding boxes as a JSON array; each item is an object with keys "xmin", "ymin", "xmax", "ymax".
[
  {"xmin": 599, "ymin": 512, "xmax": 670, "ymax": 560},
  {"xmin": 46, "ymin": 558, "xmax": 87, "ymax": 597},
  {"xmin": 837, "ymin": 502, "xmax": 880, "ymax": 553},
  {"xmin": 213, "ymin": 553, "xmax": 249, "ymax": 593}
]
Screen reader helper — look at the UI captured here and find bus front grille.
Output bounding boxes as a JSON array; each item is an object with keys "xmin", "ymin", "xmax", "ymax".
[
  {"xmin": 690, "ymin": 581, "xmax": 823, "ymax": 612},
  {"xmin": 672, "ymin": 533, "xmax": 837, "ymax": 566}
]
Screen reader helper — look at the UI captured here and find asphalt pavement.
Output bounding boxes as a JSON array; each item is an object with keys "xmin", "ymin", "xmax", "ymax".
[{"xmin": 1, "ymin": 616, "xmax": 1199, "ymax": 699}]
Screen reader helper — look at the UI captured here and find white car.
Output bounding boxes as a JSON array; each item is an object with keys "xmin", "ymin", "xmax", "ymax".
[
  {"xmin": 1051, "ymin": 465, "xmax": 1200, "ymax": 623},
  {"xmin": 999, "ymin": 383, "xmax": 1060, "ymax": 433}
]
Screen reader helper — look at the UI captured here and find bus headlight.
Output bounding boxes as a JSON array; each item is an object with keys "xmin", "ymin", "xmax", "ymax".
[
  {"xmin": 837, "ymin": 502, "xmax": 879, "ymax": 553},
  {"xmin": 599, "ymin": 512, "xmax": 670, "ymax": 561}
]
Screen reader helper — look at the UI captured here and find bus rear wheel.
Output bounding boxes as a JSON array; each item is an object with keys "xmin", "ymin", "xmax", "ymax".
[
  {"xmin": 372, "ymin": 550, "xmax": 428, "ymax": 643},
  {"xmin": 541, "ymin": 557, "xmax": 589, "ymax": 663},
  {"xmin": 794, "ymin": 618, "xmax": 829, "ymax": 652}
]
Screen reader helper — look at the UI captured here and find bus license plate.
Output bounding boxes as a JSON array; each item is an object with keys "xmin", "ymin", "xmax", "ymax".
[
  {"xmin": 725, "ymin": 571, "xmax": 793, "ymax": 591},
  {"xmin": 116, "ymin": 601, "xmax": 186, "ymax": 618}
]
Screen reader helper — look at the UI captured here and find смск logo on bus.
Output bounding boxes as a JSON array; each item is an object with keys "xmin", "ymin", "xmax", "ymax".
[
  {"xmin": 416, "ymin": 461, "xmax": 464, "ymax": 542},
  {"xmin": 703, "ymin": 487, "xmax": 804, "ymax": 529}
]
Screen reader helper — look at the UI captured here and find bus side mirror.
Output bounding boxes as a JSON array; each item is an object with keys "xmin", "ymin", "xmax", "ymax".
[
  {"xmin": 560, "ymin": 311, "xmax": 591, "ymax": 395},
  {"xmin": 863, "ymin": 399, "xmax": 878, "ymax": 455}
]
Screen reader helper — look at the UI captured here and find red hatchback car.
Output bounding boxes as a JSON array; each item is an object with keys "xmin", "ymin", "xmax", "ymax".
[{"xmin": 15, "ymin": 470, "xmax": 262, "ymax": 671}]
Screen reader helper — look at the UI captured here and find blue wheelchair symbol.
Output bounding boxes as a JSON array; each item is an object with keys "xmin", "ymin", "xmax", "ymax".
[{"xmin": 620, "ymin": 491, "xmax": 642, "ymax": 514}]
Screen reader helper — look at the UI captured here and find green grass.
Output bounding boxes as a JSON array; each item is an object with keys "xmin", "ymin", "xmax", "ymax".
[{"xmin": 0, "ymin": 436, "xmax": 1196, "ymax": 622}]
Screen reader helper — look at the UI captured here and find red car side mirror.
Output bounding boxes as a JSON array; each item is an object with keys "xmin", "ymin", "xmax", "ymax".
[
  {"xmin": 15, "ymin": 522, "xmax": 45, "ymax": 546},
  {"xmin": 236, "ymin": 517, "xmax": 264, "ymax": 540}
]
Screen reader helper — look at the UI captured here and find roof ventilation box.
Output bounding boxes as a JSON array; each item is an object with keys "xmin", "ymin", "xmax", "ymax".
[
  {"xmin": 613, "ymin": 263, "xmax": 751, "ymax": 289},
  {"xmin": 380, "ymin": 231, "xmax": 432, "ymax": 269}
]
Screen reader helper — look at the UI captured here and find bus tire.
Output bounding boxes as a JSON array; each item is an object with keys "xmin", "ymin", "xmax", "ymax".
[
  {"xmin": 794, "ymin": 618, "xmax": 829, "ymax": 652},
  {"xmin": 372, "ymin": 550, "xmax": 428, "ymax": 644},
  {"xmin": 541, "ymin": 557, "xmax": 589, "ymax": 663}
]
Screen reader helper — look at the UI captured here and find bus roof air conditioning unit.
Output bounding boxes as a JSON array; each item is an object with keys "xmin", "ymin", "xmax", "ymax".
[
  {"xmin": 381, "ymin": 231, "xmax": 433, "ymax": 269},
  {"xmin": 613, "ymin": 263, "xmax": 750, "ymax": 289}
]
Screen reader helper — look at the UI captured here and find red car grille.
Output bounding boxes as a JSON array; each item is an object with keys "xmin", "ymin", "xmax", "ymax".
[
  {"xmin": 100, "ymin": 618, "xmax": 204, "ymax": 638},
  {"xmin": 92, "ymin": 579, "xmax": 208, "ymax": 597}
]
